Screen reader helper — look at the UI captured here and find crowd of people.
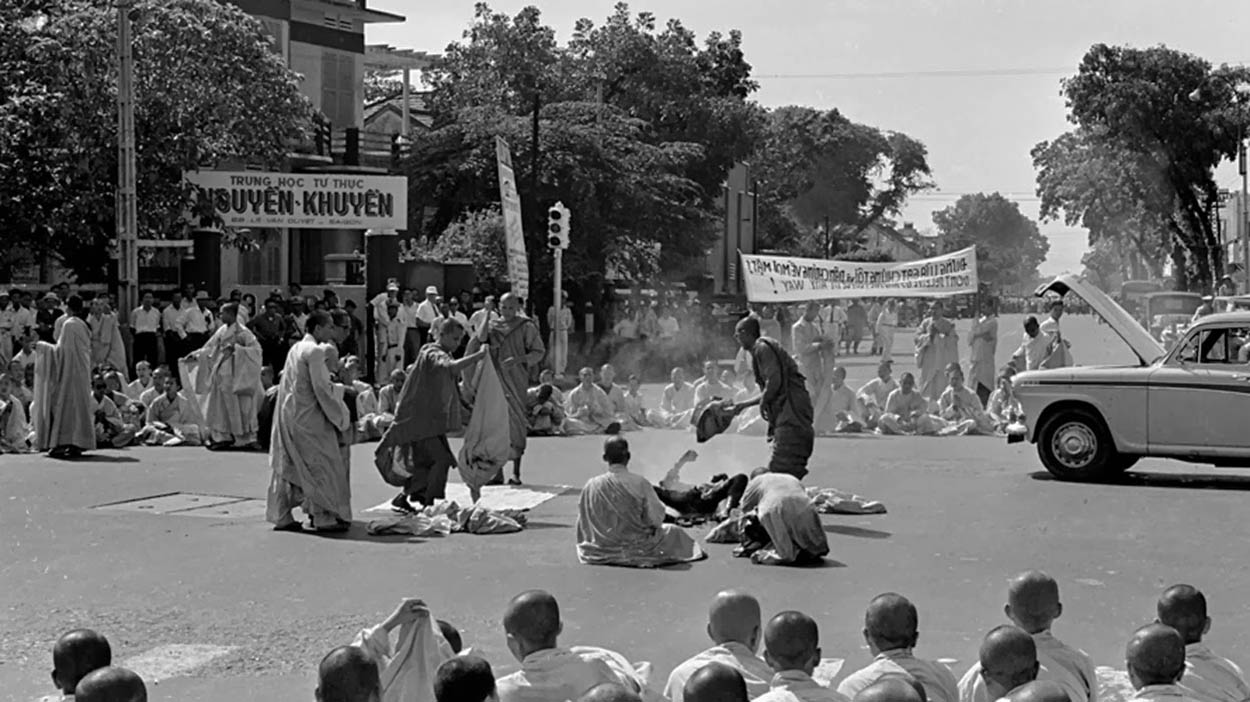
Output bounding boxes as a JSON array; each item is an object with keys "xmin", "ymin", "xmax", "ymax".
[{"xmin": 38, "ymin": 579, "xmax": 1246, "ymax": 702}]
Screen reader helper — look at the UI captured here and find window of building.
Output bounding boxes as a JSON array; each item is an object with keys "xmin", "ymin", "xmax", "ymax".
[
  {"xmin": 256, "ymin": 17, "xmax": 288, "ymax": 61},
  {"xmin": 237, "ymin": 229, "xmax": 283, "ymax": 286},
  {"xmin": 321, "ymin": 50, "xmax": 357, "ymax": 128}
]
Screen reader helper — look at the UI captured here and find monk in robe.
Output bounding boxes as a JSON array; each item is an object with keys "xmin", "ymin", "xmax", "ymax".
[
  {"xmin": 74, "ymin": 666, "xmax": 147, "ymax": 702},
  {"xmin": 597, "ymin": 364, "xmax": 637, "ymax": 431},
  {"xmin": 1158, "ymin": 585, "xmax": 1250, "ymax": 702},
  {"xmin": 958, "ymin": 571, "xmax": 1096, "ymax": 702},
  {"xmin": 755, "ymin": 611, "xmax": 844, "ymax": 702},
  {"xmin": 527, "ymin": 374, "xmax": 566, "ymax": 436},
  {"xmin": 31, "ymin": 295, "xmax": 95, "ymax": 459},
  {"xmin": 376, "ymin": 317, "xmax": 489, "ymax": 512},
  {"xmin": 970, "ymin": 626, "xmax": 1040, "ymax": 702},
  {"xmin": 651, "ymin": 367, "xmax": 695, "ymax": 428},
  {"xmin": 936, "ymin": 364, "xmax": 995, "ymax": 436},
  {"xmin": 987, "ymin": 369, "xmax": 1024, "ymax": 433},
  {"xmin": 693, "ymin": 360, "xmax": 733, "ymax": 407},
  {"xmin": 0, "ymin": 373, "xmax": 33, "ymax": 452},
  {"xmin": 664, "ymin": 590, "xmax": 772, "ymax": 702},
  {"xmin": 969, "ymin": 299, "xmax": 999, "ymax": 407},
  {"xmin": 266, "ymin": 310, "xmax": 353, "ymax": 533},
  {"xmin": 47, "ymin": 628, "xmax": 113, "ymax": 701},
  {"xmin": 727, "ymin": 317, "xmax": 815, "ymax": 480},
  {"xmin": 1126, "ymin": 625, "xmax": 1192, "ymax": 702},
  {"xmin": 792, "ymin": 301, "xmax": 837, "ymax": 433},
  {"xmin": 878, "ymin": 373, "xmax": 944, "ymax": 436},
  {"xmin": 317, "ymin": 646, "xmax": 381, "ymax": 702},
  {"xmin": 734, "ymin": 470, "xmax": 827, "ymax": 566},
  {"xmin": 683, "ymin": 664, "xmax": 751, "ymax": 702},
  {"xmin": 185, "ymin": 302, "xmax": 263, "ymax": 450},
  {"xmin": 87, "ymin": 298, "xmax": 129, "ymax": 380},
  {"xmin": 125, "ymin": 361, "xmax": 154, "ymax": 402},
  {"xmin": 496, "ymin": 590, "xmax": 652, "ymax": 702},
  {"xmin": 1004, "ymin": 682, "xmax": 1072, "ymax": 702},
  {"xmin": 464, "ymin": 293, "xmax": 545, "ymax": 486},
  {"xmin": 622, "ymin": 374, "xmax": 650, "ymax": 429},
  {"xmin": 914, "ymin": 301, "xmax": 959, "ymax": 404},
  {"xmin": 89, "ymin": 375, "xmax": 128, "ymax": 448},
  {"xmin": 837, "ymin": 594, "xmax": 960, "ymax": 702},
  {"xmin": 564, "ymin": 367, "xmax": 621, "ymax": 436},
  {"xmin": 576, "ymin": 437, "xmax": 706, "ymax": 568},
  {"xmin": 142, "ymin": 375, "xmax": 202, "ymax": 445}
]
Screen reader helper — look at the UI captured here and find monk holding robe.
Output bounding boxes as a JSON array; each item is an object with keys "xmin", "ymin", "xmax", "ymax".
[
  {"xmin": 31, "ymin": 296, "xmax": 95, "ymax": 459},
  {"xmin": 576, "ymin": 438, "xmax": 706, "ymax": 568},
  {"xmin": 727, "ymin": 317, "xmax": 815, "ymax": 480},
  {"xmin": 465, "ymin": 293, "xmax": 544, "ymax": 486},
  {"xmin": 185, "ymin": 302, "xmax": 264, "ymax": 450},
  {"xmin": 914, "ymin": 301, "xmax": 959, "ymax": 404}
]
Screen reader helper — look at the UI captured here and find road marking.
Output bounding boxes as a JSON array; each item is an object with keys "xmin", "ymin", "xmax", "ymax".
[{"xmin": 121, "ymin": 644, "xmax": 238, "ymax": 682}]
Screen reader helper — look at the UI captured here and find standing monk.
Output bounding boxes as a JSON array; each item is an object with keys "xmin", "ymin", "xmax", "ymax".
[
  {"xmin": 727, "ymin": 317, "xmax": 815, "ymax": 480},
  {"xmin": 792, "ymin": 301, "xmax": 836, "ymax": 434},
  {"xmin": 266, "ymin": 311, "xmax": 353, "ymax": 533},
  {"xmin": 914, "ymin": 301, "xmax": 959, "ymax": 404},
  {"xmin": 88, "ymin": 298, "xmax": 128, "ymax": 379},
  {"xmin": 376, "ymin": 318, "xmax": 490, "ymax": 512},
  {"xmin": 31, "ymin": 296, "xmax": 95, "ymax": 459},
  {"xmin": 465, "ymin": 293, "xmax": 544, "ymax": 485},
  {"xmin": 186, "ymin": 302, "xmax": 264, "ymax": 450},
  {"xmin": 969, "ymin": 298, "xmax": 999, "ymax": 407}
]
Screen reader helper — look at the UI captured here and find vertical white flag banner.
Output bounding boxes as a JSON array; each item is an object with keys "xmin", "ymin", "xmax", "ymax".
[{"xmin": 495, "ymin": 137, "xmax": 530, "ymax": 302}]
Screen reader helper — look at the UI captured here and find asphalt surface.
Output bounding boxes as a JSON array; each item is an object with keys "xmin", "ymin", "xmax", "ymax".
[{"xmin": 4, "ymin": 314, "xmax": 1249, "ymax": 702}]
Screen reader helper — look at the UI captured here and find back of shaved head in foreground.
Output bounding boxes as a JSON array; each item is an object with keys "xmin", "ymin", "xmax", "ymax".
[
  {"xmin": 316, "ymin": 646, "xmax": 381, "ymax": 702},
  {"xmin": 1003, "ymin": 680, "xmax": 1070, "ymax": 702},
  {"xmin": 51, "ymin": 628, "xmax": 112, "ymax": 694},
  {"xmin": 708, "ymin": 589, "xmax": 762, "ymax": 651},
  {"xmin": 978, "ymin": 625, "xmax": 1039, "ymax": 699},
  {"xmin": 1126, "ymin": 624, "xmax": 1186, "ymax": 689},
  {"xmin": 764, "ymin": 611, "xmax": 821, "ymax": 674},
  {"xmin": 683, "ymin": 662, "xmax": 748, "ymax": 702},
  {"xmin": 578, "ymin": 682, "xmax": 642, "ymax": 702},
  {"xmin": 864, "ymin": 593, "xmax": 920, "ymax": 653},
  {"xmin": 1005, "ymin": 571, "xmax": 1062, "ymax": 634},
  {"xmin": 504, "ymin": 590, "xmax": 563, "ymax": 661},
  {"xmin": 74, "ymin": 666, "xmax": 146, "ymax": 702},
  {"xmin": 854, "ymin": 676, "xmax": 927, "ymax": 702},
  {"xmin": 1157, "ymin": 584, "xmax": 1210, "ymax": 645}
]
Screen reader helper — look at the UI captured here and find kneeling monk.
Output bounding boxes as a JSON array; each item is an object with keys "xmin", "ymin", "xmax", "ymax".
[
  {"xmin": 577, "ymin": 436, "xmax": 706, "ymax": 568},
  {"xmin": 736, "ymin": 469, "xmax": 829, "ymax": 566}
]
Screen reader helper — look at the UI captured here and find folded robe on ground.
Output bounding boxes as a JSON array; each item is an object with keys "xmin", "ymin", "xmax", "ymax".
[{"xmin": 367, "ymin": 501, "xmax": 527, "ymax": 536}]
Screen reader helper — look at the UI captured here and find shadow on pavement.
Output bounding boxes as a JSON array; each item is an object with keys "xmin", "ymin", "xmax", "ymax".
[
  {"xmin": 58, "ymin": 453, "xmax": 141, "ymax": 463},
  {"xmin": 1029, "ymin": 471, "xmax": 1250, "ymax": 491},
  {"xmin": 522, "ymin": 521, "xmax": 571, "ymax": 530},
  {"xmin": 824, "ymin": 524, "xmax": 891, "ymax": 539}
]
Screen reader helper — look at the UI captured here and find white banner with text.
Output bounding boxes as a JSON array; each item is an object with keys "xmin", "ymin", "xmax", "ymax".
[
  {"xmin": 740, "ymin": 247, "xmax": 978, "ymax": 302},
  {"xmin": 495, "ymin": 137, "xmax": 530, "ymax": 301},
  {"xmin": 184, "ymin": 170, "xmax": 407, "ymax": 229}
]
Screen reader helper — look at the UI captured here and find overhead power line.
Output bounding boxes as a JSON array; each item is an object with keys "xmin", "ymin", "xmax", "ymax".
[{"xmin": 754, "ymin": 62, "xmax": 1250, "ymax": 81}]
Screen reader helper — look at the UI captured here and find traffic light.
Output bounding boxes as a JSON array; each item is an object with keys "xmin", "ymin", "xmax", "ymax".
[{"xmin": 547, "ymin": 202, "xmax": 570, "ymax": 250}]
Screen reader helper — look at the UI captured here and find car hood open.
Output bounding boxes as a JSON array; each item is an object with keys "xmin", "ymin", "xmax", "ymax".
[{"xmin": 1035, "ymin": 274, "xmax": 1165, "ymax": 366}]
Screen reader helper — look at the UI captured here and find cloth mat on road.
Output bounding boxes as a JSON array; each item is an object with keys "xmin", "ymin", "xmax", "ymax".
[
  {"xmin": 364, "ymin": 483, "xmax": 572, "ymax": 514},
  {"xmin": 368, "ymin": 501, "xmax": 528, "ymax": 536}
]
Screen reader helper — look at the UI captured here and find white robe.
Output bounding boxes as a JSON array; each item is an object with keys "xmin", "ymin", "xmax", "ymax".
[
  {"xmin": 664, "ymin": 642, "xmax": 773, "ymax": 702},
  {"xmin": 32, "ymin": 316, "xmax": 95, "ymax": 451},
  {"xmin": 1178, "ymin": 643, "xmax": 1250, "ymax": 702},
  {"xmin": 188, "ymin": 322, "xmax": 263, "ymax": 443},
  {"xmin": 497, "ymin": 646, "xmax": 657, "ymax": 702},
  {"xmin": 837, "ymin": 648, "xmax": 960, "ymax": 702},
  {"xmin": 353, "ymin": 615, "xmax": 455, "ymax": 702}
]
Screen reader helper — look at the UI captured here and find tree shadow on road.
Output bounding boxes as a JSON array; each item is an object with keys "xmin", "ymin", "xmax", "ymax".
[
  {"xmin": 1029, "ymin": 471, "xmax": 1250, "ymax": 492},
  {"xmin": 824, "ymin": 524, "xmax": 891, "ymax": 539}
]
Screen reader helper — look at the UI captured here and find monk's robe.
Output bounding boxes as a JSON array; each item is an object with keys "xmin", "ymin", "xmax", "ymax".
[
  {"xmin": 937, "ymin": 384, "xmax": 995, "ymax": 436},
  {"xmin": 466, "ymin": 315, "xmax": 545, "ymax": 466},
  {"xmin": 693, "ymin": 379, "xmax": 733, "ymax": 406},
  {"xmin": 738, "ymin": 472, "xmax": 828, "ymax": 566},
  {"xmin": 622, "ymin": 389, "xmax": 649, "ymax": 428},
  {"xmin": 31, "ymin": 315, "xmax": 94, "ymax": 452},
  {"xmin": 987, "ymin": 388, "xmax": 1023, "ymax": 432},
  {"xmin": 958, "ymin": 631, "xmax": 1095, "ymax": 702},
  {"xmin": 749, "ymin": 337, "xmax": 815, "ymax": 480},
  {"xmin": 90, "ymin": 393, "xmax": 128, "ymax": 447},
  {"xmin": 190, "ymin": 321, "xmax": 263, "ymax": 445},
  {"xmin": 650, "ymin": 382, "xmax": 694, "ymax": 428},
  {"xmin": 352, "ymin": 610, "xmax": 456, "ymax": 702},
  {"xmin": 88, "ymin": 311, "xmax": 129, "ymax": 379},
  {"xmin": 576, "ymin": 463, "xmax": 706, "ymax": 568},
  {"xmin": 856, "ymin": 377, "xmax": 897, "ymax": 428},
  {"xmin": 598, "ymin": 381, "xmax": 638, "ymax": 431},
  {"xmin": 496, "ymin": 646, "xmax": 639, "ymax": 702},
  {"xmin": 664, "ymin": 640, "xmax": 772, "ymax": 702},
  {"xmin": 837, "ymin": 648, "xmax": 961, "ymax": 702},
  {"xmin": 1178, "ymin": 642, "xmax": 1250, "ymax": 702},
  {"xmin": 968, "ymin": 314, "xmax": 998, "ymax": 402},
  {"xmin": 140, "ymin": 392, "xmax": 202, "ymax": 446},
  {"xmin": 793, "ymin": 316, "xmax": 836, "ymax": 433},
  {"xmin": 0, "ymin": 393, "xmax": 33, "ymax": 452},
  {"xmin": 825, "ymin": 384, "xmax": 863, "ymax": 433},
  {"xmin": 563, "ymin": 383, "xmax": 616, "ymax": 435},
  {"xmin": 914, "ymin": 316, "xmax": 958, "ymax": 403},
  {"xmin": 266, "ymin": 334, "xmax": 352, "ymax": 529},
  {"xmin": 354, "ymin": 384, "xmax": 384, "ymax": 440},
  {"xmin": 526, "ymin": 384, "xmax": 565, "ymax": 435},
  {"xmin": 877, "ymin": 388, "xmax": 943, "ymax": 436}
]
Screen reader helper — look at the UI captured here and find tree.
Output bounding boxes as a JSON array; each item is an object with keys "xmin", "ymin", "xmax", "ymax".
[
  {"xmin": 751, "ymin": 106, "xmax": 933, "ymax": 255},
  {"xmin": 1052, "ymin": 43, "xmax": 1250, "ymax": 291},
  {"xmin": 0, "ymin": 0, "xmax": 314, "ymax": 281},
  {"xmin": 836, "ymin": 248, "xmax": 896, "ymax": 263},
  {"xmin": 932, "ymin": 193, "xmax": 1050, "ymax": 292},
  {"xmin": 1080, "ymin": 237, "xmax": 1131, "ymax": 293},
  {"xmin": 412, "ymin": 206, "xmax": 509, "ymax": 281}
]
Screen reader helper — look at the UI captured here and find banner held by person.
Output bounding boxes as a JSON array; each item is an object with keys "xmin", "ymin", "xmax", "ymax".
[
  {"xmin": 495, "ymin": 137, "xmax": 530, "ymax": 302},
  {"xmin": 740, "ymin": 247, "xmax": 978, "ymax": 302}
]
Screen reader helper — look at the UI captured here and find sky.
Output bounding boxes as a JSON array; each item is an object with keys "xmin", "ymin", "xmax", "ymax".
[{"xmin": 364, "ymin": 0, "xmax": 1250, "ymax": 276}]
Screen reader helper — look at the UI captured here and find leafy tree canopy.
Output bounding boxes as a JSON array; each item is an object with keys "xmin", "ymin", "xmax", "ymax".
[{"xmin": 932, "ymin": 192, "xmax": 1050, "ymax": 293}]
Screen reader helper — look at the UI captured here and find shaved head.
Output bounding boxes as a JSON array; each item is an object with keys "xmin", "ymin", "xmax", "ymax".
[
  {"xmin": 1157, "ymin": 585, "xmax": 1209, "ymax": 644},
  {"xmin": 1127, "ymin": 624, "xmax": 1186, "ymax": 687},
  {"xmin": 74, "ymin": 667, "xmax": 146, "ymax": 702},
  {"xmin": 1003, "ymin": 680, "xmax": 1070, "ymax": 702},
  {"xmin": 317, "ymin": 646, "xmax": 380, "ymax": 702},
  {"xmin": 865, "ymin": 593, "xmax": 919, "ymax": 652},
  {"xmin": 603, "ymin": 435, "xmax": 630, "ymax": 465},
  {"xmin": 764, "ymin": 611, "xmax": 820, "ymax": 673},
  {"xmin": 683, "ymin": 662, "xmax": 749, "ymax": 702},
  {"xmin": 504, "ymin": 590, "xmax": 562, "ymax": 658},
  {"xmin": 979, "ymin": 625, "xmax": 1039, "ymax": 697},
  {"xmin": 52, "ymin": 629, "xmax": 112, "ymax": 694},
  {"xmin": 577, "ymin": 682, "xmax": 641, "ymax": 702},
  {"xmin": 1006, "ymin": 571, "xmax": 1062, "ymax": 633},
  {"xmin": 735, "ymin": 317, "xmax": 761, "ymax": 339},
  {"xmin": 708, "ymin": 590, "xmax": 761, "ymax": 650},
  {"xmin": 854, "ymin": 676, "xmax": 927, "ymax": 702}
]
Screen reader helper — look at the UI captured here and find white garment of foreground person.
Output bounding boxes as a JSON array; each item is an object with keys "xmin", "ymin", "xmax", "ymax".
[{"xmin": 576, "ymin": 438, "xmax": 706, "ymax": 568}]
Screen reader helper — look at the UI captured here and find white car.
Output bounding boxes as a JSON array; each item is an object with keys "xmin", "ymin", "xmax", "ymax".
[{"xmin": 1009, "ymin": 275, "xmax": 1250, "ymax": 481}]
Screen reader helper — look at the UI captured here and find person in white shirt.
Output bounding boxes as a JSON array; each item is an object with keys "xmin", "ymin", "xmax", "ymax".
[
  {"xmin": 665, "ymin": 590, "xmax": 772, "ymax": 702},
  {"xmin": 0, "ymin": 290, "xmax": 13, "ymax": 362},
  {"xmin": 162, "ymin": 292, "xmax": 184, "ymax": 364},
  {"xmin": 469, "ymin": 296, "xmax": 498, "ymax": 339},
  {"xmin": 416, "ymin": 284, "xmax": 440, "ymax": 340},
  {"xmin": 12, "ymin": 332, "xmax": 37, "ymax": 373},
  {"xmin": 1037, "ymin": 301, "xmax": 1071, "ymax": 368},
  {"xmin": 838, "ymin": 594, "xmax": 960, "ymax": 702},
  {"xmin": 1157, "ymin": 585, "xmax": 1250, "ymax": 702},
  {"xmin": 177, "ymin": 291, "xmax": 213, "ymax": 353},
  {"xmin": 1126, "ymin": 624, "xmax": 1198, "ymax": 702},
  {"xmin": 755, "ymin": 611, "xmax": 848, "ymax": 702},
  {"xmin": 395, "ymin": 289, "xmax": 420, "ymax": 366},
  {"xmin": 130, "ymin": 290, "xmax": 162, "ymax": 370},
  {"xmin": 1013, "ymin": 318, "xmax": 1049, "ymax": 372},
  {"xmin": 548, "ymin": 291, "xmax": 574, "ymax": 377}
]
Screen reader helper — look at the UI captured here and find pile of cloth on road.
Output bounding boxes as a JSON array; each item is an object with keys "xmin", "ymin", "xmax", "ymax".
[{"xmin": 367, "ymin": 500, "xmax": 528, "ymax": 536}]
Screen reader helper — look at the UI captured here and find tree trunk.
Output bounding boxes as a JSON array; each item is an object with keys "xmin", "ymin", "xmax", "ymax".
[{"xmin": 1170, "ymin": 241, "xmax": 1188, "ymax": 291}]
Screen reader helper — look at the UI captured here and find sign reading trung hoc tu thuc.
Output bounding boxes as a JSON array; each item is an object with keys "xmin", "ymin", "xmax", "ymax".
[{"xmin": 184, "ymin": 170, "xmax": 408, "ymax": 230}]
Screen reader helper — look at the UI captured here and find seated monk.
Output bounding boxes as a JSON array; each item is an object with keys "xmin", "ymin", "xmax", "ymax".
[
  {"xmin": 877, "ymin": 373, "xmax": 943, "ymax": 436},
  {"xmin": 936, "ymin": 364, "xmax": 995, "ymax": 436},
  {"xmin": 1125, "ymin": 624, "xmax": 1190, "ymax": 702},
  {"xmin": 579, "ymin": 683, "xmax": 642, "ymax": 702},
  {"xmin": 90, "ymin": 375, "xmax": 128, "ymax": 448},
  {"xmin": 824, "ymin": 366, "xmax": 864, "ymax": 434},
  {"xmin": 46, "ymin": 628, "xmax": 112, "ymax": 701},
  {"xmin": 360, "ymin": 368, "xmax": 404, "ymax": 439},
  {"xmin": 683, "ymin": 663, "xmax": 750, "ymax": 702},
  {"xmin": 970, "ymin": 626, "xmax": 1040, "ymax": 701},
  {"xmin": 735, "ymin": 469, "xmax": 829, "ymax": 566},
  {"xmin": 1158, "ymin": 584, "xmax": 1250, "ymax": 702},
  {"xmin": 0, "ymin": 373, "xmax": 33, "ymax": 453},
  {"xmin": 622, "ymin": 374, "xmax": 650, "ymax": 429},
  {"xmin": 650, "ymin": 367, "xmax": 695, "ymax": 429},
  {"xmin": 598, "ymin": 364, "xmax": 638, "ymax": 431},
  {"xmin": 576, "ymin": 436, "xmax": 707, "ymax": 568},
  {"xmin": 74, "ymin": 666, "xmax": 147, "ymax": 702},
  {"xmin": 564, "ymin": 367, "xmax": 622, "ymax": 436},
  {"xmin": 837, "ymin": 594, "xmax": 959, "ymax": 702},
  {"xmin": 693, "ymin": 360, "xmax": 732, "ymax": 407},
  {"xmin": 664, "ymin": 590, "xmax": 771, "ymax": 702},
  {"xmin": 856, "ymin": 362, "xmax": 898, "ymax": 431},
  {"xmin": 436, "ymin": 655, "xmax": 498, "ymax": 702},
  {"xmin": 987, "ymin": 368, "xmax": 1024, "ymax": 433},
  {"xmin": 527, "ymin": 382, "xmax": 566, "ymax": 436},
  {"xmin": 755, "ymin": 611, "xmax": 847, "ymax": 702},
  {"xmin": 655, "ymin": 450, "xmax": 748, "ymax": 520}
]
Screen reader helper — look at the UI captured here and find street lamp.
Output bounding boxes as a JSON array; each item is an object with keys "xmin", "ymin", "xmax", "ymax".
[{"xmin": 1190, "ymin": 76, "xmax": 1250, "ymax": 291}]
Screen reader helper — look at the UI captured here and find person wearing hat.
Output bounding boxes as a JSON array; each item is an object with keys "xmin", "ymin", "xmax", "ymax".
[
  {"xmin": 413, "ymin": 285, "xmax": 440, "ymax": 348},
  {"xmin": 177, "ymin": 291, "xmax": 214, "ymax": 353}
]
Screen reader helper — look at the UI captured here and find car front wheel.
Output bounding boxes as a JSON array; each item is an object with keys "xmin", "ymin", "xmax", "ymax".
[{"xmin": 1036, "ymin": 408, "xmax": 1122, "ymax": 481}]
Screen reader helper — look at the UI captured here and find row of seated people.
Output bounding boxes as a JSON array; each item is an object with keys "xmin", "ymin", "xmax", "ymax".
[{"xmin": 41, "ymin": 578, "xmax": 1243, "ymax": 702}]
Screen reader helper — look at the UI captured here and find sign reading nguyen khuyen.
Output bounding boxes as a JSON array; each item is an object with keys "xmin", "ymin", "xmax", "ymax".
[
  {"xmin": 184, "ymin": 170, "xmax": 408, "ymax": 229},
  {"xmin": 740, "ymin": 246, "xmax": 979, "ymax": 302}
]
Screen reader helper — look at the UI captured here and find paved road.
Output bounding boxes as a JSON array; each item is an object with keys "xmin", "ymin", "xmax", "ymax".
[{"xmin": 7, "ymin": 313, "xmax": 1238, "ymax": 702}]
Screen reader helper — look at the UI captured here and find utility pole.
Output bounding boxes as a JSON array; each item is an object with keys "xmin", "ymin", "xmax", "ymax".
[
  {"xmin": 116, "ymin": 0, "xmax": 139, "ymax": 322},
  {"xmin": 1240, "ymin": 121, "xmax": 1248, "ymax": 291}
]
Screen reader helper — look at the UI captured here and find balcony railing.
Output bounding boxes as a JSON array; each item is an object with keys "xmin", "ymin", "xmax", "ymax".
[{"xmin": 288, "ymin": 114, "xmax": 410, "ymax": 170}]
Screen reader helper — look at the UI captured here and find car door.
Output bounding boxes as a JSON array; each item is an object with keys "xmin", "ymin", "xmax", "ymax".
[{"xmin": 1148, "ymin": 324, "xmax": 1250, "ymax": 454}]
